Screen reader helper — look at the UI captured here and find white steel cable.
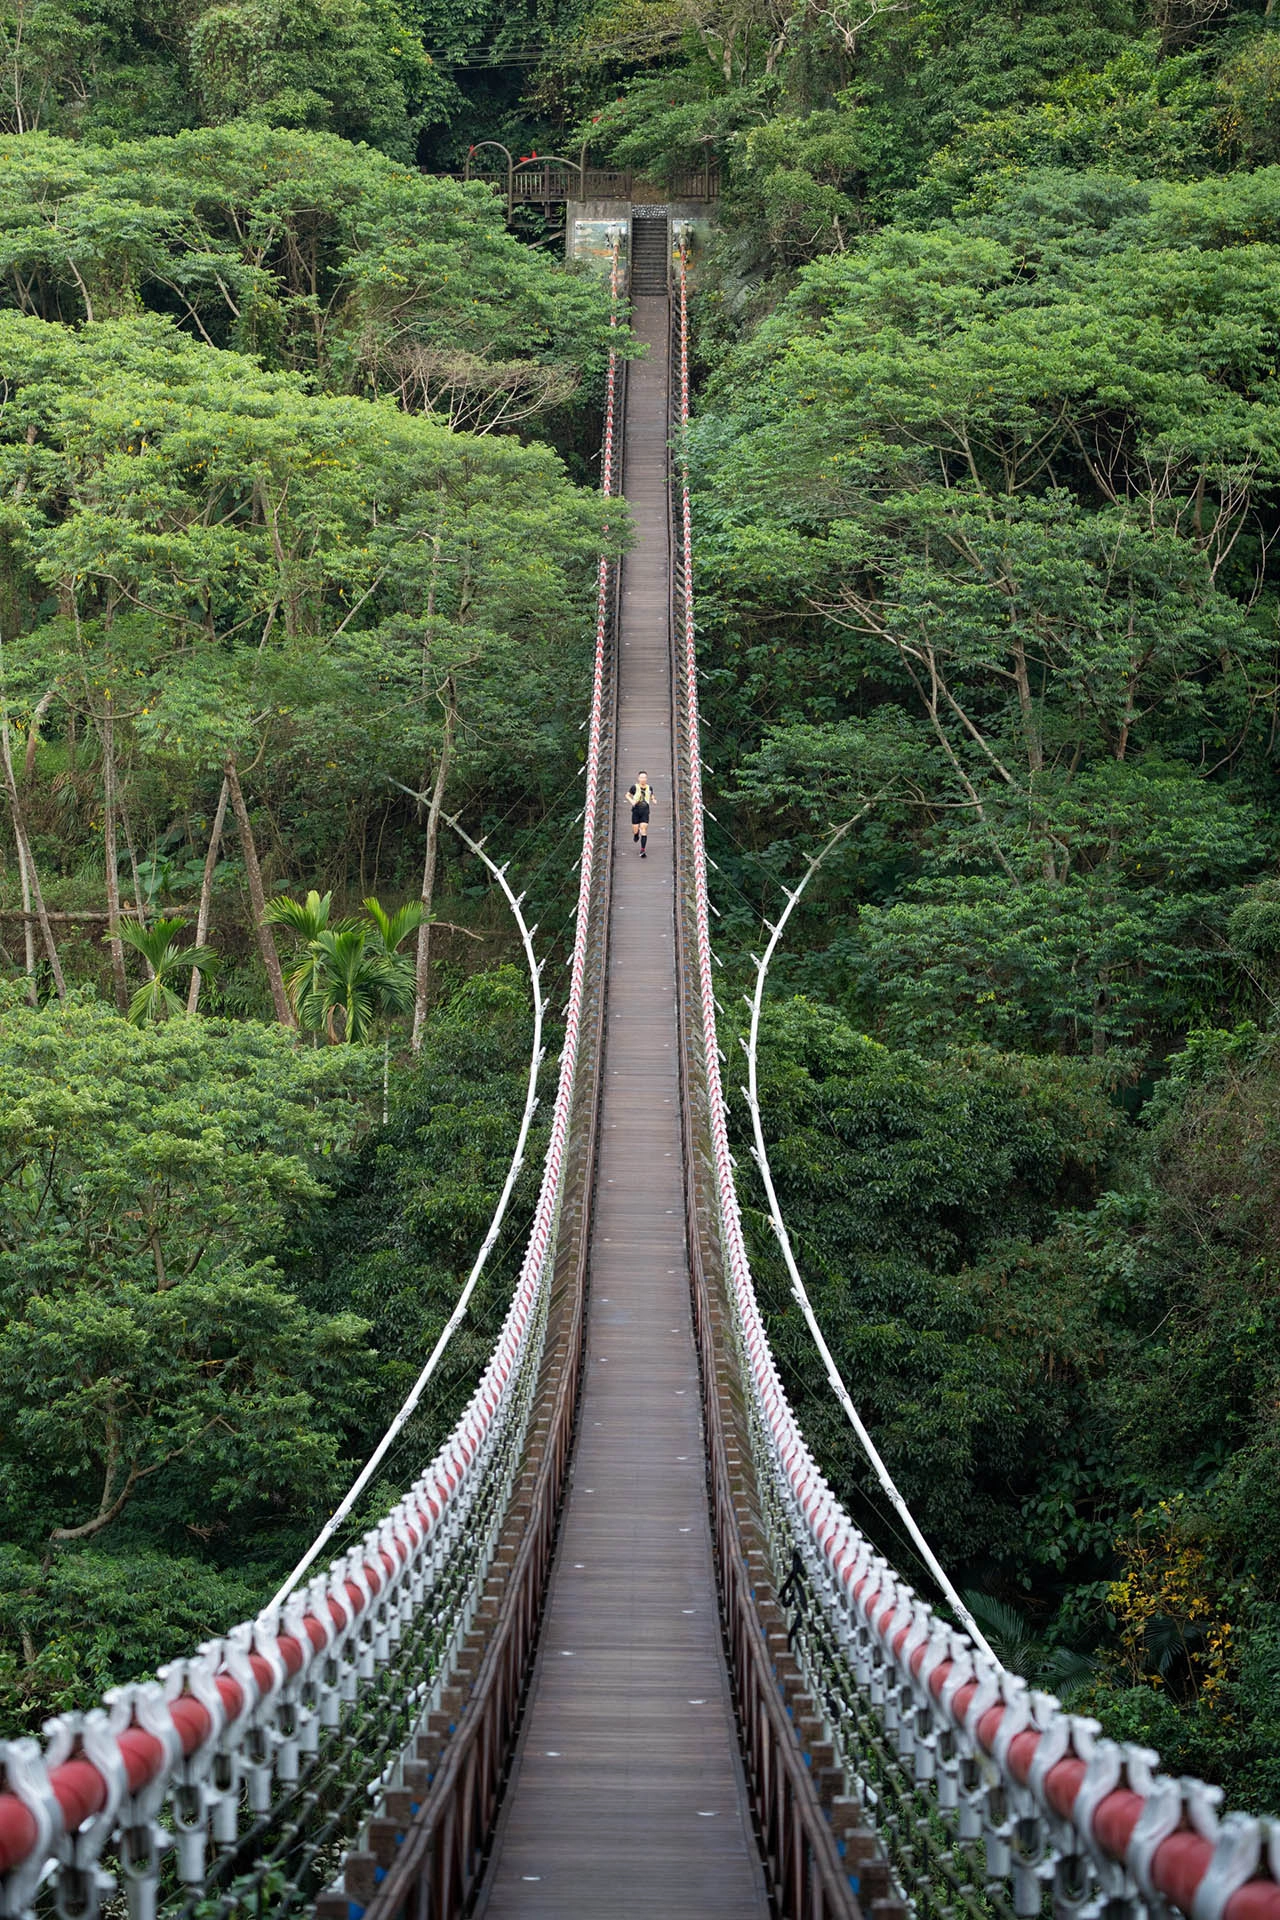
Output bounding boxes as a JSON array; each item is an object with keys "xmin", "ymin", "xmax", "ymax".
[
  {"xmin": 266, "ymin": 816, "xmax": 547, "ymax": 1611},
  {"xmin": 738, "ymin": 811, "xmax": 999, "ymax": 1663},
  {"xmin": 670, "ymin": 233, "xmax": 997, "ymax": 1665},
  {"xmin": 266, "ymin": 229, "xmax": 626, "ymax": 1613}
]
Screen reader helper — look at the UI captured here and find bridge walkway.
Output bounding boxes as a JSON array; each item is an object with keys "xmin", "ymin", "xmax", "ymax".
[{"xmin": 476, "ymin": 299, "xmax": 768, "ymax": 1917}]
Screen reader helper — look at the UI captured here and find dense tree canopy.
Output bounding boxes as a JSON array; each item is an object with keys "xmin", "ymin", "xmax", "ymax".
[
  {"xmin": 0, "ymin": 127, "xmax": 614, "ymax": 390},
  {"xmin": 0, "ymin": 0, "xmax": 448, "ymax": 153},
  {"xmin": 2, "ymin": 0, "xmax": 1279, "ymax": 1819}
]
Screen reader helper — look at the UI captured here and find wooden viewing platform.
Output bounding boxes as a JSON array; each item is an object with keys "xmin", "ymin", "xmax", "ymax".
[{"xmin": 452, "ymin": 157, "xmax": 720, "ymax": 214}]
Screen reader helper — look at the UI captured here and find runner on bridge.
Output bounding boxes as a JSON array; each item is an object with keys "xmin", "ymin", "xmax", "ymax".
[{"xmin": 627, "ymin": 770, "xmax": 653, "ymax": 857}]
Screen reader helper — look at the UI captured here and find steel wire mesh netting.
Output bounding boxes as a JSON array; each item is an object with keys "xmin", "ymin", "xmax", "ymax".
[{"xmin": 666, "ymin": 229, "xmax": 1280, "ymax": 1920}]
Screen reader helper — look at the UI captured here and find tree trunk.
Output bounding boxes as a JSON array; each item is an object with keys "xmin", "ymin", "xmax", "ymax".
[
  {"xmin": 120, "ymin": 801, "xmax": 156, "ymax": 985},
  {"xmin": 1, "ymin": 663, "xmax": 39, "ymax": 1002},
  {"xmin": 1010, "ymin": 635, "xmax": 1043, "ymax": 775},
  {"xmin": 15, "ymin": 819, "xmax": 36, "ymax": 1002},
  {"xmin": 0, "ymin": 696, "xmax": 66, "ymax": 1000},
  {"xmin": 421, "ymin": 491, "xmax": 446, "ymax": 700},
  {"xmin": 411, "ymin": 687, "xmax": 455, "ymax": 1052},
  {"xmin": 4, "ymin": 715, "xmax": 37, "ymax": 1002},
  {"xmin": 224, "ymin": 756, "xmax": 294, "ymax": 1027},
  {"xmin": 121, "ymin": 803, "xmax": 149, "ymax": 927},
  {"xmin": 187, "ymin": 777, "xmax": 228, "ymax": 1014},
  {"xmin": 100, "ymin": 707, "xmax": 129, "ymax": 1013},
  {"xmin": 23, "ymin": 684, "xmax": 57, "ymax": 783}
]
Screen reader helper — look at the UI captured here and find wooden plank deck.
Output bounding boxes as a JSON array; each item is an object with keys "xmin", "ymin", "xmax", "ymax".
[{"xmin": 476, "ymin": 301, "xmax": 769, "ymax": 1918}]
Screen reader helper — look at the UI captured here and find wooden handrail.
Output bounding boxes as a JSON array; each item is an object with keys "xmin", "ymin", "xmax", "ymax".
[{"xmin": 451, "ymin": 161, "xmax": 720, "ymax": 206}]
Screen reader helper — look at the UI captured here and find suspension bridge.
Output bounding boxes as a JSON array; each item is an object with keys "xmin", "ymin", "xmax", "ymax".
[{"xmin": 2, "ymin": 223, "xmax": 1279, "ymax": 1920}]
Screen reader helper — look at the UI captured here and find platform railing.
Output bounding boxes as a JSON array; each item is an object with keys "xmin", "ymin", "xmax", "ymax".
[{"xmin": 458, "ymin": 145, "xmax": 719, "ymax": 212}]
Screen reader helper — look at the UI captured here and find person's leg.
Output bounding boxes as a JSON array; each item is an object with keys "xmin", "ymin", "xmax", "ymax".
[{"xmin": 640, "ymin": 823, "xmax": 647, "ymax": 856}]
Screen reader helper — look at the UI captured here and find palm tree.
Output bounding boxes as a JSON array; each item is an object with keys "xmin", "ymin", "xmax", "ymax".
[
  {"xmin": 265, "ymin": 892, "xmax": 425, "ymax": 1044},
  {"xmin": 117, "ymin": 917, "xmax": 219, "ymax": 1024},
  {"xmin": 359, "ymin": 897, "xmax": 426, "ymax": 1114},
  {"xmin": 263, "ymin": 889, "xmax": 347, "ymax": 944},
  {"xmin": 264, "ymin": 890, "xmax": 356, "ymax": 1030},
  {"xmin": 363, "ymin": 896, "xmax": 426, "ymax": 963},
  {"xmin": 292, "ymin": 929, "xmax": 372, "ymax": 1043},
  {"xmin": 961, "ymin": 1592, "xmax": 1098, "ymax": 1702}
]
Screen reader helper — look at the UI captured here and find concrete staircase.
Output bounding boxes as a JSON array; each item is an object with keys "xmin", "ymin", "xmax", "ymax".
[{"xmin": 629, "ymin": 216, "xmax": 669, "ymax": 296}]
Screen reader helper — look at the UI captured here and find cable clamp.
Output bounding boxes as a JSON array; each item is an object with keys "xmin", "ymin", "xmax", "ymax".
[
  {"xmin": 1121, "ymin": 1748, "xmax": 1183, "ymax": 1915},
  {"xmin": 1188, "ymin": 1789, "xmax": 1262, "ymax": 1920},
  {"xmin": 156, "ymin": 1651, "xmax": 227, "ymax": 1886},
  {"xmin": 0, "ymin": 1737, "xmax": 63, "ymax": 1920},
  {"xmin": 1069, "ymin": 1726, "xmax": 1132, "ymax": 1900},
  {"xmin": 46, "ymin": 1709, "xmax": 127, "ymax": 1920},
  {"xmin": 105, "ymin": 1681, "xmax": 183, "ymax": 1915}
]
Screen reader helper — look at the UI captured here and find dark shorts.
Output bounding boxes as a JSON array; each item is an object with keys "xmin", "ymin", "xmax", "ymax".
[{"xmin": 631, "ymin": 802, "xmax": 650, "ymax": 825}]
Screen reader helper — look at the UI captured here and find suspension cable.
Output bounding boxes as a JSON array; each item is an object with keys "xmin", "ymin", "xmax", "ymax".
[
  {"xmin": 668, "ymin": 230, "xmax": 1280, "ymax": 1920},
  {"xmin": 738, "ymin": 810, "xmax": 998, "ymax": 1662},
  {"xmin": 671, "ymin": 228, "xmax": 996, "ymax": 1660},
  {"xmin": 266, "ymin": 817, "xmax": 547, "ymax": 1611},
  {"xmin": 267, "ymin": 230, "xmax": 626, "ymax": 1611}
]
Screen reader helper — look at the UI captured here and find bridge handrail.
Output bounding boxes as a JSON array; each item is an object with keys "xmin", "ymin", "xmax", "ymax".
[
  {"xmin": 0, "ymin": 239, "xmax": 628, "ymax": 1920},
  {"xmin": 667, "ymin": 239, "xmax": 863, "ymax": 1917},
  {"xmin": 668, "ymin": 232, "xmax": 1280, "ymax": 1920},
  {"xmin": 0, "ymin": 919, "xmax": 549, "ymax": 1917},
  {"xmin": 346, "ymin": 227, "xmax": 625, "ymax": 1920}
]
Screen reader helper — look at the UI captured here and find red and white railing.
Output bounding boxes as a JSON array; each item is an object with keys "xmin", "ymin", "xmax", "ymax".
[
  {"xmin": 669, "ymin": 229, "xmax": 1280, "ymax": 1920},
  {"xmin": 0, "ymin": 232, "xmax": 628, "ymax": 1920}
]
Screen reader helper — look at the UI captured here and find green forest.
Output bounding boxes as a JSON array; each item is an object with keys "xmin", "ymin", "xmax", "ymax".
[{"xmin": 1, "ymin": 0, "xmax": 1279, "ymax": 1817}]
